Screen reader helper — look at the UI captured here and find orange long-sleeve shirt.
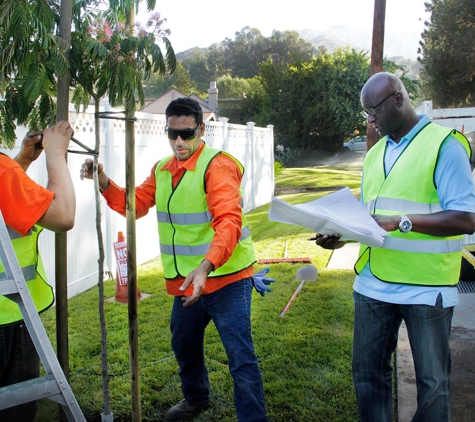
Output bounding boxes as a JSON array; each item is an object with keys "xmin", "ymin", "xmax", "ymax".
[
  {"xmin": 0, "ymin": 154, "xmax": 53, "ymax": 236},
  {"xmin": 102, "ymin": 141, "xmax": 254, "ymax": 295}
]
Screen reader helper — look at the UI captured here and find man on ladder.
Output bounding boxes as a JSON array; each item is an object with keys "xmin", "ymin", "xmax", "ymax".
[{"xmin": 0, "ymin": 121, "xmax": 76, "ymax": 421}]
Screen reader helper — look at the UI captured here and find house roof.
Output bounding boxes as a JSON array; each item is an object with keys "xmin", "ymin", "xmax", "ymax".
[{"xmin": 141, "ymin": 88, "xmax": 215, "ymax": 118}]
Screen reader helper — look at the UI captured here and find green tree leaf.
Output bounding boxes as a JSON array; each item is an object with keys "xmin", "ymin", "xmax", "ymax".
[{"xmin": 419, "ymin": 0, "xmax": 475, "ymax": 107}]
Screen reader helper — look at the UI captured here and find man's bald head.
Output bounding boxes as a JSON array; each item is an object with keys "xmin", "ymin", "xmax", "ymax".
[
  {"xmin": 361, "ymin": 72, "xmax": 406, "ymax": 101},
  {"xmin": 360, "ymin": 72, "xmax": 418, "ymax": 142}
]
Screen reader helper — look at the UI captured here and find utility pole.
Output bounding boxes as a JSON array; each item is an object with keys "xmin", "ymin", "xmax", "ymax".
[
  {"xmin": 56, "ymin": 0, "xmax": 73, "ymax": 421},
  {"xmin": 367, "ymin": 0, "xmax": 387, "ymax": 150}
]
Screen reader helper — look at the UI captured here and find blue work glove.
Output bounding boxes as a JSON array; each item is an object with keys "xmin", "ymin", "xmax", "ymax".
[{"xmin": 252, "ymin": 268, "xmax": 275, "ymax": 296}]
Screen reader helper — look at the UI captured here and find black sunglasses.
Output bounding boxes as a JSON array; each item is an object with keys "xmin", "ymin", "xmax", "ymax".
[
  {"xmin": 164, "ymin": 123, "xmax": 202, "ymax": 141},
  {"xmin": 362, "ymin": 91, "xmax": 398, "ymax": 117}
]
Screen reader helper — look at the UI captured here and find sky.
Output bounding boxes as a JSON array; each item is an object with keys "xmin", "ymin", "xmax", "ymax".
[{"xmin": 137, "ymin": 0, "xmax": 430, "ymax": 53}]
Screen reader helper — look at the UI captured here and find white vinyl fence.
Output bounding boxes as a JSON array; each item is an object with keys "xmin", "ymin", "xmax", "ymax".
[
  {"xmin": 1, "ymin": 103, "xmax": 274, "ymax": 298},
  {"xmin": 416, "ymin": 101, "xmax": 475, "ymax": 133}
]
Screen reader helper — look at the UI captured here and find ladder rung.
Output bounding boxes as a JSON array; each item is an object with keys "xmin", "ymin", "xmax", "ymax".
[
  {"xmin": 0, "ymin": 375, "xmax": 65, "ymax": 409},
  {"xmin": 0, "ymin": 278, "xmax": 19, "ymax": 296}
]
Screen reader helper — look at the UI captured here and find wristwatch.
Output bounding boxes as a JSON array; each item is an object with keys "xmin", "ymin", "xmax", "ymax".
[{"xmin": 398, "ymin": 215, "xmax": 412, "ymax": 233}]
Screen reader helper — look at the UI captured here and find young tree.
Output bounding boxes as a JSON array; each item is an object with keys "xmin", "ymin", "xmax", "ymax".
[
  {"xmin": 0, "ymin": 0, "xmax": 69, "ymax": 147},
  {"xmin": 69, "ymin": 6, "xmax": 175, "ymax": 420},
  {"xmin": 418, "ymin": 0, "xmax": 475, "ymax": 107}
]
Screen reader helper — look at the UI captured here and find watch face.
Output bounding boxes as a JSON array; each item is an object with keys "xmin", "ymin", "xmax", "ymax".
[{"xmin": 400, "ymin": 219, "xmax": 412, "ymax": 232}]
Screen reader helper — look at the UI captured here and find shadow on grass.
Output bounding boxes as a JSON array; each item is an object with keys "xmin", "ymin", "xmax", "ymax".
[{"xmin": 37, "ymin": 164, "xmax": 361, "ymax": 421}]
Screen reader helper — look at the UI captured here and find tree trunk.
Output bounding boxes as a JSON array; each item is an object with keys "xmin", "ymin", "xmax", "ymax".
[
  {"xmin": 93, "ymin": 98, "xmax": 113, "ymax": 420},
  {"xmin": 125, "ymin": 5, "xmax": 141, "ymax": 421},
  {"xmin": 56, "ymin": 1, "xmax": 73, "ymax": 420}
]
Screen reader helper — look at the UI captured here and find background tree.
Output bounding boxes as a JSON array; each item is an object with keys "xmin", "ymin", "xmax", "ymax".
[
  {"xmin": 250, "ymin": 48, "xmax": 370, "ymax": 153},
  {"xmin": 215, "ymin": 75, "xmax": 263, "ymax": 122},
  {"xmin": 265, "ymin": 30, "xmax": 316, "ymax": 71},
  {"xmin": 418, "ymin": 0, "xmax": 475, "ymax": 107},
  {"xmin": 226, "ymin": 51, "xmax": 420, "ymax": 154},
  {"xmin": 223, "ymin": 26, "xmax": 267, "ymax": 78},
  {"xmin": 206, "ymin": 43, "xmax": 226, "ymax": 80},
  {"xmin": 184, "ymin": 48, "xmax": 213, "ymax": 91},
  {"xmin": 216, "ymin": 74, "xmax": 261, "ymax": 99},
  {"xmin": 222, "ymin": 27, "xmax": 316, "ymax": 79},
  {"xmin": 142, "ymin": 61, "xmax": 198, "ymax": 97}
]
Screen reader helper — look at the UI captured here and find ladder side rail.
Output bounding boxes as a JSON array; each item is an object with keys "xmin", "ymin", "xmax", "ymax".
[{"xmin": 0, "ymin": 211, "xmax": 86, "ymax": 421}]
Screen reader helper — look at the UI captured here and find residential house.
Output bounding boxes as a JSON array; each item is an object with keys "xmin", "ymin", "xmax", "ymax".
[{"xmin": 142, "ymin": 82, "xmax": 219, "ymax": 121}]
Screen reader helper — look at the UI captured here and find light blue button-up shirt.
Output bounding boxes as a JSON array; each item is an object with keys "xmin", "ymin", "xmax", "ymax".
[{"xmin": 354, "ymin": 115, "xmax": 475, "ymax": 307}]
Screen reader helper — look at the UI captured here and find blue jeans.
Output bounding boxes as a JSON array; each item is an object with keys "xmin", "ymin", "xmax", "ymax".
[
  {"xmin": 0, "ymin": 322, "xmax": 40, "ymax": 422},
  {"xmin": 352, "ymin": 291, "xmax": 453, "ymax": 422},
  {"xmin": 170, "ymin": 277, "xmax": 268, "ymax": 422}
]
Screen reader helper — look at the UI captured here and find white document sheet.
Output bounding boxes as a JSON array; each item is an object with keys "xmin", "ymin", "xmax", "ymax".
[{"xmin": 268, "ymin": 187, "xmax": 387, "ymax": 247}]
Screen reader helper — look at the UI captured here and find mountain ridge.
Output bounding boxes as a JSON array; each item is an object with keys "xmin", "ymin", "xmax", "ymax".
[
  {"xmin": 297, "ymin": 25, "xmax": 423, "ymax": 60},
  {"xmin": 176, "ymin": 25, "xmax": 423, "ymax": 65}
]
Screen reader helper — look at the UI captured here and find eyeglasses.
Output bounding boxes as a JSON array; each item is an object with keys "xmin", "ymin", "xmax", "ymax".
[
  {"xmin": 362, "ymin": 91, "xmax": 398, "ymax": 118},
  {"xmin": 165, "ymin": 123, "xmax": 201, "ymax": 141}
]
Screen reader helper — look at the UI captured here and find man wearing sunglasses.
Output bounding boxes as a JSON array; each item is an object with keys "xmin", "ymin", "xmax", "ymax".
[
  {"xmin": 312, "ymin": 72, "xmax": 475, "ymax": 422},
  {"xmin": 80, "ymin": 97, "xmax": 267, "ymax": 422}
]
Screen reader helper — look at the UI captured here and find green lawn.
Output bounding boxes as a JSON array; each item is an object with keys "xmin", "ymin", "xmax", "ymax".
[{"xmin": 37, "ymin": 164, "xmax": 363, "ymax": 422}]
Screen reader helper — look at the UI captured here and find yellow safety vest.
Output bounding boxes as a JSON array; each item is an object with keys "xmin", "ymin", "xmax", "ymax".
[
  {"xmin": 0, "ymin": 225, "xmax": 54, "ymax": 325},
  {"xmin": 355, "ymin": 122, "xmax": 470, "ymax": 286},
  {"xmin": 155, "ymin": 144, "xmax": 256, "ymax": 279}
]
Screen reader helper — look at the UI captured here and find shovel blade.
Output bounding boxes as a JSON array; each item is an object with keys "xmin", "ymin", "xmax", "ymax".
[{"xmin": 295, "ymin": 265, "xmax": 317, "ymax": 281}]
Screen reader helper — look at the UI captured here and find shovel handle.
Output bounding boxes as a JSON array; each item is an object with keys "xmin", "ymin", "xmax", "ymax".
[{"xmin": 279, "ymin": 280, "xmax": 306, "ymax": 318}]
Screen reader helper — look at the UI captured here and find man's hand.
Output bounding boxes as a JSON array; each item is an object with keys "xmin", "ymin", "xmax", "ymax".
[
  {"xmin": 311, "ymin": 233, "xmax": 346, "ymax": 250},
  {"xmin": 14, "ymin": 130, "xmax": 44, "ymax": 171},
  {"xmin": 42, "ymin": 120, "xmax": 74, "ymax": 156},
  {"xmin": 80, "ymin": 158, "xmax": 110, "ymax": 191},
  {"xmin": 179, "ymin": 260, "xmax": 214, "ymax": 307}
]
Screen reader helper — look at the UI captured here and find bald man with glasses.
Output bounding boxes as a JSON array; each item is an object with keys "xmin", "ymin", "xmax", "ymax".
[{"xmin": 313, "ymin": 72, "xmax": 475, "ymax": 422}]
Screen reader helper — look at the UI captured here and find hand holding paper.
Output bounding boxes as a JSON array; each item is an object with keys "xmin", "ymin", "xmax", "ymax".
[{"xmin": 268, "ymin": 187, "xmax": 387, "ymax": 247}]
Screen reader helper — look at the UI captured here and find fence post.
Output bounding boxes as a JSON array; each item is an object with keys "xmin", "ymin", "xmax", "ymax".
[
  {"xmin": 422, "ymin": 100, "xmax": 433, "ymax": 119},
  {"xmin": 247, "ymin": 121, "xmax": 256, "ymax": 211},
  {"xmin": 218, "ymin": 117, "xmax": 229, "ymax": 153},
  {"xmin": 101, "ymin": 100, "xmax": 116, "ymax": 274},
  {"xmin": 267, "ymin": 124, "xmax": 275, "ymax": 197}
]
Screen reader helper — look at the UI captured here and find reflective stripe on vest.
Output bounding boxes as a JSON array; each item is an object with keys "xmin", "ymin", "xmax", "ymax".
[
  {"xmin": 355, "ymin": 123, "xmax": 470, "ymax": 286},
  {"xmin": 0, "ymin": 264, "xmax": 36, "ymax": 282},
  {"xmin": 0, "ymin": 225, "xmax": 54, "ymax": 325},
  {"xmin": 157, "ymin": 210, "xmax": 212, "ymax": 225},
  {"xmin": 155, "ymin": 143, "xmax": 256, "ymax": 279},
  {"xmin": 364, "ymin": 198, "xmax": 443, "ymax": 214},
  {"xmin": 160, "ymin": 225, "xmax": 252, "ymax": 256}
]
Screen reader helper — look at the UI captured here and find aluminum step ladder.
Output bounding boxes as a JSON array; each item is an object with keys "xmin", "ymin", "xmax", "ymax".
[{"xmin": 0, "ymin": 211, "xmax": 86, "ymax": 421}]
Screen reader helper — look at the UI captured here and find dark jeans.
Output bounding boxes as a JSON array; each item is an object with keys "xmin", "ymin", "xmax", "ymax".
[
  {"xmin": 0, "ymin": 322, "xmax": 40, "ymax": 422},
  {"xmin": 352, "ymin": 291, "xmax": 453, "ymax": 422},
  {"xmin": 170, "ymin": 277, "xmax": 268, "ymax": 422}
]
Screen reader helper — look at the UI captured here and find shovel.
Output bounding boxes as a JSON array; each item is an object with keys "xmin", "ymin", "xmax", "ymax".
[{"xmin": 279, "ymin": 265, "xmax": 318, "ymax": 318}]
